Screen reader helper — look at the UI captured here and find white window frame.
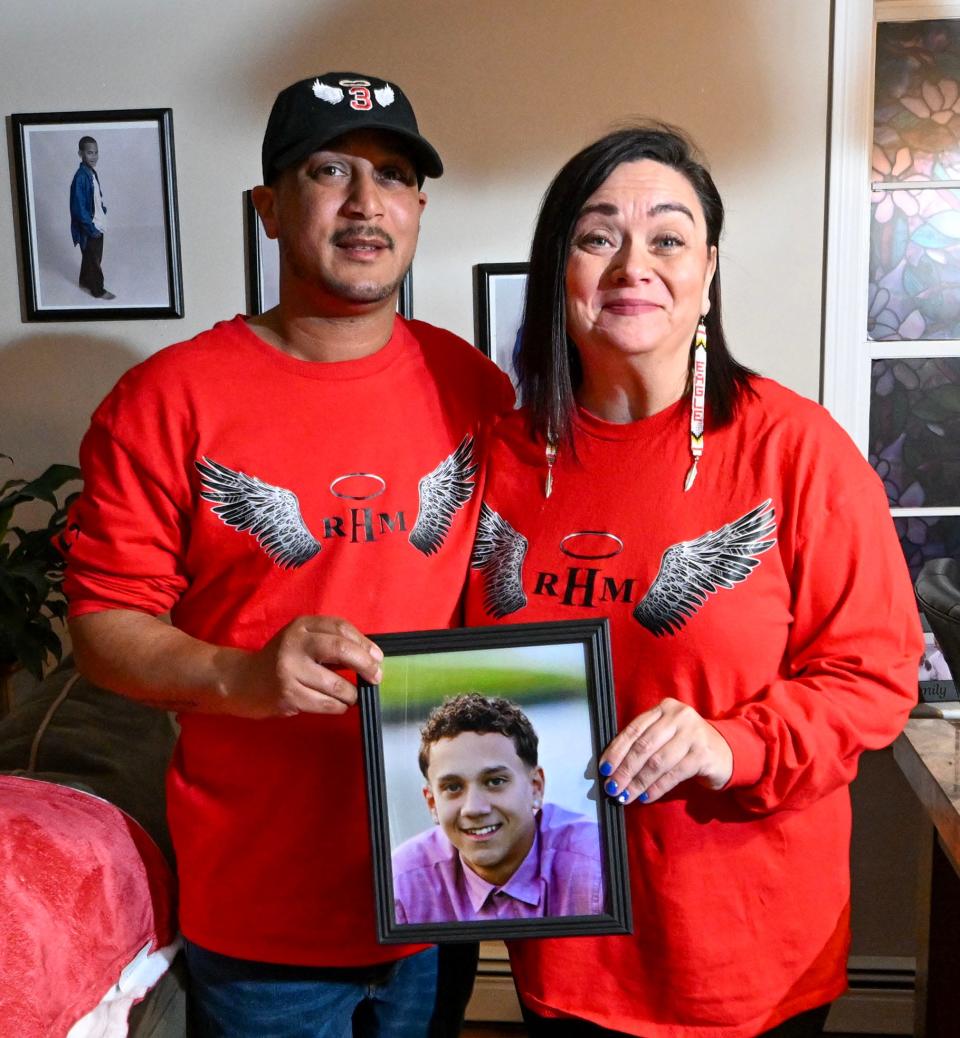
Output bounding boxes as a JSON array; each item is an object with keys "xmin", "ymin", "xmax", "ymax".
[{"xmin": 824, "ymin": 0, "xmax": 960, "ymax": 520}]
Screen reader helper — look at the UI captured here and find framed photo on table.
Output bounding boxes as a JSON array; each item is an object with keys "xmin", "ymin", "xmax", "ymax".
[
  {"xmin": 473, "ymin": 262, "xmax": 528, "ymax": 388},
  {"xmin": 11, "ymin": 109, "xmax": 183, "ymax": 321},
  {"xmin": 918, "ymin": 629, "xmax": 958, "ymax": 707},
  {"xmin": 358, "ymin": 618, "xmax": 631, "ymax": 943},
  {"xmin": 244, "ymin": 191, "xmax": 412, "ymax": 317}
]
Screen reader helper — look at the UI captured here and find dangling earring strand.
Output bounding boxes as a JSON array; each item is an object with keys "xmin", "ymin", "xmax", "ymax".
[
  {"xmin": 545, "ymin": 439, "xmax": 558, "ymax": 498},
  {"xmin": 684, "ymin": 317, "xmax": 708, "ymax": 492}
]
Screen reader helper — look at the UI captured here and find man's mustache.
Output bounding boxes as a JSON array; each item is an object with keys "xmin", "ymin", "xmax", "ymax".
[{"xmin": 330, "ymin": 227, "xmax": 395, "ymax": 249}]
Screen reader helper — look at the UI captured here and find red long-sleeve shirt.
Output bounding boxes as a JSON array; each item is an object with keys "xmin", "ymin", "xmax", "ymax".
[
  {"xmin": 464, "ymin": 378, "xmax": 922, "ymax": 1037},
  {"xmin": 64, "ymin": 315, "xmax": 514, "ymax": 966}
]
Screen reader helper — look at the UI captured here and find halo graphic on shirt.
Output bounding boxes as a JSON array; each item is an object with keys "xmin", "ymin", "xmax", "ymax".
[
  {"xmin": 196, "ymin": 441, "xmax": 477, "ymax": 569},
  {"xmin": 633, "ymin": 499, "xmax": 777, "ymax": 637},
  {"xmin": 329, "ymin": 473, "xmax": 387, "ymax": 501},
  {"xmin": 559, "ymin": 531, "xmax": 624, "ymax": 560}
]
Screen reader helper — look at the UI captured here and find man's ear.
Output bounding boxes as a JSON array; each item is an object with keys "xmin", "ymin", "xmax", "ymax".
[
  {"xmin": 418, "ymin": 190, "xmax": 427, "ymax": 214},
  {"xmin": 530, "ymin": 766, "xmax": 545, "ymax": 810},
  {"xmin": 251, "ymin": 184, "xmax": 279, "ymax": 241},
  {"xmin": 422, "ymin": 784, "xmax": 438, "ymax": 823}
]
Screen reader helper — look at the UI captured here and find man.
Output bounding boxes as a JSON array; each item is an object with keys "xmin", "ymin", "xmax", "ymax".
[
  {"xmin": 392, "ymin": 694, "xmax": 603, "ymax": 924},
  {"xmin": 63, "ymin": 72, "xmax": 513, "ymax": 1037},
  {"xmin": 69, "ymin": 135, "xmax": 116, "ymax": 300}
]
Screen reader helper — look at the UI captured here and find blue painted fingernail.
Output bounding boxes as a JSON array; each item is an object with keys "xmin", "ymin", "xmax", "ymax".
[
  {"xmin": 639, "ymin": 791, "xmax": 650, "ymax": 803},
  {"xmin": 599, "ymin": 761, "xmax": 613, "ymax": 777},
  {"xmin": 617, "ymin": 791, "xmax": 630, "ymax": 804},
  {"xmin": 604, "ymin": 779, "xmax": 619, "ymax": 796}
]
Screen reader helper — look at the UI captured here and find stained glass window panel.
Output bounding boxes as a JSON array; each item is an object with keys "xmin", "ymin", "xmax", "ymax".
[
  {"xmin": 895, "ymin": 513, "xmax": 960, "ymax": 582},
  {"xmin": 869, "ymin": 187, "xmax": 960, "ymax": 340},
  {"xmin": 870, "ymin": 357, "xmax": 960, "ymax": 508},
  {"xmin": 874, "ymin": 19, "xmax": 960, "ymax": 183}
]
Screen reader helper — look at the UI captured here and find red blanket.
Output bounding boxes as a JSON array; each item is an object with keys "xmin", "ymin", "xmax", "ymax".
[{"xmin": 0, "ymin": 775, "xmax": 176, "ymax": 1036}]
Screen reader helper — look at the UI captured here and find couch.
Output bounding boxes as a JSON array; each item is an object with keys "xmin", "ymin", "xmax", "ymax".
[{"xmin": 0, "ymin": 663, "xmax": 185, "ymax": 1037}]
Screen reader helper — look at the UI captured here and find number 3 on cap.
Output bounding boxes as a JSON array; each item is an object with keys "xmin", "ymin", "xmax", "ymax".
[{"xmin": 349, "ymin": 87, "xmax": 372, "ymax": 110}]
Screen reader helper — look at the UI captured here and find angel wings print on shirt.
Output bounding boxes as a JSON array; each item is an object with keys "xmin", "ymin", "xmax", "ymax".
[
  {"xmin": 195, "ymin": 457, "xmax": 321, "ymax": 569},
  {"xmin": 471, "ymin": 503, "xmax": 529, "ymax": 618},
  {"xmin": 408, "ymin": 436, "xmax": 478, "ymax": 554},
  {"xmin": 632, "ymin": 500, "xmax": 776, "ymax": 636},
  {"xmin": 195, "ymin": 436, "xmax": 477, "ymax": 569},
  {"xmin": 473, "ymin": 499, "xmax": 777, "ymax": 635}
]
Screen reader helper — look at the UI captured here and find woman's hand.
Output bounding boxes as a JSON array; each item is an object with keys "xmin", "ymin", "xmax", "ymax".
[{"xmin": 598, "ymin": 698, "xmax": 733, "ymax": 804}]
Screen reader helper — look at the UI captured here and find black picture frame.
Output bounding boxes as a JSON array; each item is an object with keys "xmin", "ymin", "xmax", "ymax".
[
  {"xmin": 472, "ymin": 262, "xmax": 528, "ymax": 387},
  {"xmin": 10, "ymin": 108, "xmax": 183, "ymax": 321},
  {"xmin": 244, "ymin": 190, "xmax": 413, "ymax": 318},
  {"xmin": 358, "ymin": 618, "xmax": 631, "ymax": 943},
  {"xmin": 243, "ymin": 190, "xmax": 278, "ymax": 317},
  {"xmin": 918, "ymin": 629, "xmax": 959, "ymax": 705}
]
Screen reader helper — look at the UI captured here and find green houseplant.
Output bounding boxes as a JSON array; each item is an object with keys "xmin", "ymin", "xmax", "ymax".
[{"xmin": 0, "ymin": 454, "xmax": 81, "ymax": 713}]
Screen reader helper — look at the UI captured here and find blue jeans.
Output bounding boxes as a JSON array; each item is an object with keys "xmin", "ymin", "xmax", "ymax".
[{"xmin": 184, "ymin": 940, "xmax": 439, "ymax": 1038}]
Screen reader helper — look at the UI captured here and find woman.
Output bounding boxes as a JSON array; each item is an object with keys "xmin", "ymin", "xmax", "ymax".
[{"xmin": 464, "ymin": 125, "xmax": 922, "ymax": 1038}]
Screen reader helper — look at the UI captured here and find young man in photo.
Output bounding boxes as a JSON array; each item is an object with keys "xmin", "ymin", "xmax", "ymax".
[
  {"xmin": 392, "ymin": 694, "xmax": 603, "ymax": 924},
  {"xmin": 63, "ymin": 72, "xmax": 514, "ymax": 1037},
  {"xmin": 69, "ymin": 135, "xmax": 115, "ymax": 300}
]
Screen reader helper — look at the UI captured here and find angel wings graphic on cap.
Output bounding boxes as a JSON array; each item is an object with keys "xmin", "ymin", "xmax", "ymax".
[
  {"xmin": 633, "ymin": 499, "xmax": 776, "ymax": 636},
  {"xmin": 196, "ymin": 436, "xmax": 477, "ymax": 569},
  {"xmin": 312, "ymin": 79, "xmax": 395, "ymax": 107},
  {"xmin": 471, "ymin": 503, "xmax": 528, "ymax": 619},
  {"xmin": 312, "ymin": 80, "xmax": 344, "ymax": 105}
]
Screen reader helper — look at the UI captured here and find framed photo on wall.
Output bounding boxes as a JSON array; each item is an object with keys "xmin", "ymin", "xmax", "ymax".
[
  {"xmin": 244, "ymin": 191, "xmax": 279, "ymax": 316},
  {"xmin": 473, "ymin": 262, "xmax": 528, "ymax": 388},
  {"xmin": 358, "ymin": 618, "xmax": 631, "ymax": 943},
  {"xmin": 11, "ymin": 109, "xmax": 183, "ymax": 321},
  {"xmin": 244, "ymin": 190, "xmax": 413, "ymax": 318}
]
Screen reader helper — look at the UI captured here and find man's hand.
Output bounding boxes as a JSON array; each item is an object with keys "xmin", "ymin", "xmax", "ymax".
[
  {"xmin": 598, "ymin": 698, "xmax": 733, "ymax": 805},
  {"xmin": 70, "ymin": 609, "xmax": 382, "ymax": 719},
  {"xmin": 218, "ymin": 615, "xmax": 383, "ymax": 719}
]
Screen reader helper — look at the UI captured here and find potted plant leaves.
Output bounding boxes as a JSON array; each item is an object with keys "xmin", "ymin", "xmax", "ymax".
[{"xmin": 0, "ymin": 454, "xmax": 81, "ymax": 714}]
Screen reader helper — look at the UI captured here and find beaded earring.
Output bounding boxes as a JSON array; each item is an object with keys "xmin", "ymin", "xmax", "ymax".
[{"xmin": 684, "ymin": 317, "xmax": 708, "ymax": 492}]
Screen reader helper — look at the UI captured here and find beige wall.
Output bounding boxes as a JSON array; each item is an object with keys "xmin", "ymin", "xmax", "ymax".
[{"xmin": 0, "ymin": 0, "xmax": 830, "ymax": 480}]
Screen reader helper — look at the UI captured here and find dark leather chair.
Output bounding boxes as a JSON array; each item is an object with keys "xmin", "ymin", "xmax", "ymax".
[{"xmin": 915, "ymin": 557, "xmax": 960, "ymax": 683}]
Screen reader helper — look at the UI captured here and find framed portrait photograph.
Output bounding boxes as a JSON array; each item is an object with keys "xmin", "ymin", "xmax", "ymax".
[
  {"xmin": 244, "ymin": 190, "xmax": 413, "ymax": 317},
  {"xmin": 358, "ymin": 618, "xmax": 631, "ymax": 943},
  {"xmin": 473, "ymin": 262, "xmax": 528, "ymax": 388},
  {"xmin": 918, "ymin": 629, "xmax": 958, "ymax": 705},
  {"xmin": 11, "ymin": 109, "xmax": 183, "ymax": 321}
]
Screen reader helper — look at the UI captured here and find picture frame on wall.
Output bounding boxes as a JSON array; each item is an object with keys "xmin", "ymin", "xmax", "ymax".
[
  {"xmin": 473, "ymin": 262, "xmax": 528, "ymax": 388},
  {"xmin": 244, "ymin": 191, "xmax": 279, "ymax": 316},
  {"xmin": 357, "ymin": 618, "xmax": 631, "ymax": 943},
  {"xmin": 11, "ymin": 109, "xmax": 183, "ymax": 321},
  {"xmin": 244, "ymin": 190, "xmax": 413, "ymax": 318}
]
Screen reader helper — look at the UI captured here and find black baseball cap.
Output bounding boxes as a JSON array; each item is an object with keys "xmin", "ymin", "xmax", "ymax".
[{"xmin": 261, "ymin": 72, "xmax": 443, "ymax": 184}]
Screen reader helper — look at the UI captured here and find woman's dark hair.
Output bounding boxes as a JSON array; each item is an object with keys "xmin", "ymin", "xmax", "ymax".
[{"xmin": 517, "ymin": 122, "xmax": 754, "ymax": 445}]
